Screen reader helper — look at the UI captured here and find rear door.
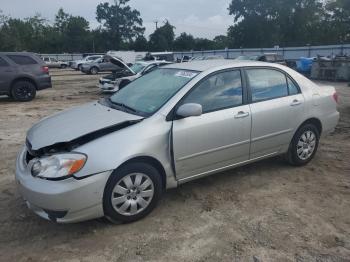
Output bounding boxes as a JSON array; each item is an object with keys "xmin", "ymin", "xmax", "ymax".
[
  {"xmin": 245, "ymin": 67, "xmax": 305, "ymax": 159},
  {"xmin": 0, "ymin": 56, "xmax": 15, "ymax": 93},
  {"xmin": 172, "ymin": 69, "xmax": 252, "ymax": 180}
]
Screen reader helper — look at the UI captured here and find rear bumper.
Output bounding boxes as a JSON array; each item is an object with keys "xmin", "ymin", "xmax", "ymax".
[
  {"xmin": 15, "ymin": 147, "xmax": 112, "ymax": 223},
  {"xmin": 36, "ymin": 75, "xmax": 52, "ymax": 90},
  {"xmin": 322, "ymin": 111, "xmax": 340, "ymax": 136}
]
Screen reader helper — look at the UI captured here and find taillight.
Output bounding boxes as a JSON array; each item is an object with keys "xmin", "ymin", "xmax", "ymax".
[
  {"xmin": 333, "ymin": 92, "xmax": 339, "ymax": 104},
  {"xmin": 42, "ymin": 66, "xmax": 49, "ymax": 74}
]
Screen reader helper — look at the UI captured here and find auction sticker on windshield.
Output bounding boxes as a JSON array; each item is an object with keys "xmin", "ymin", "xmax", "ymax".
[{"xmin": 175, "ymin": 71, "xmax": 198, "ymax": 79}]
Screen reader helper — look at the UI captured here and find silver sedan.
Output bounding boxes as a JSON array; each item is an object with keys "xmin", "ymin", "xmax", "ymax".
[{"xmin": 15, "ymin": 60, "xmax": 339, "ymax": 223}]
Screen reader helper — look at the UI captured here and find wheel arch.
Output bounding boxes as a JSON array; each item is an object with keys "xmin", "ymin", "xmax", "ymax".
[
  {"xmin": 11, "ymin": 77, "xmax": 38, "ymax": 90},
  {"xmin": 111, "ymin": 156, "xmax": 167, "ymax": 191},
  {"xmin": 297, "ymin": 118, "xmax": 322, "ymax": 136}
]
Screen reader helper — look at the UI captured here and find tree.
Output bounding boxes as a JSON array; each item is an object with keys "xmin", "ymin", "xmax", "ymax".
[
  {"xmin": 194, "ymin": 38, "xmax": 215, "ymax": 50},
  {"xmin": 213, "ymin": 35, "xmax": 228, "ymax": 49},
  {"xmin": 64, "ymin": 16, "xmax": 90, "ymax": 52},
  {"xmin": 148, "ymin": 21, "xmax": 175, "ymax": 51},
  {"xmin": 325, "ymin": 0, "xmax": 350, "ymax": 43},
  {"xmin": 227, "ymin": 0, "xmax": 327, "ymax": 47},
  {"xmin": 132, "ymin": 35, "xmax": 148, "ymax": 51},
  {"xmin": 54, "ymin": 8, "xmax": 70, "ymax": 34},
  {"xmin": 173, "ymin": 33, "xmax": 195, "ymax": 51},
  {"xmin": 96, "ymin": 0, "xmax": 145, "ymax": 50}
]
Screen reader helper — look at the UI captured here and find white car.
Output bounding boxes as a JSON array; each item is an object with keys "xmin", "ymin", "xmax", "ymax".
[
  {"xmin": 42, "ymin": 57, "xmax": 68, "ymax": 69},
  {"xmin": 70, "ymin": 55, "xmax": 103, "ymax": 71},
  {"xmin": 16, "ymin": 60, "xmax": 339, "ymax": 223},
  {"xmin": 98, "ymin": 60, "xmax": 173, "ymax": 93}
]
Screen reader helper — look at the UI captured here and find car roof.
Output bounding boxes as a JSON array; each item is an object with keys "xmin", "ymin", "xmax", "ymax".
[
  {"xmin": 163, "ymin": 59, "xmax": 281, "ymax": 72},
  {"xmin": 137, "ymin": 60, "xmax": 172, "ymax": 65}
]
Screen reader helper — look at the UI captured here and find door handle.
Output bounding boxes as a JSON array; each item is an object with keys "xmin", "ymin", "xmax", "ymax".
[
  {"xmin": 234, "ymin": 111, "xmax": 250, "ymax": 118},
  {"xmin": 290, "ymin": 99, "xmax": 302, "ymax": 106}
]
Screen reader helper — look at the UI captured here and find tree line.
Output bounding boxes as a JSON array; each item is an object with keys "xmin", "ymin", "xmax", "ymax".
[{"xmin": 0, "ymin": 0, "xmax": 349, "ymax": 53}]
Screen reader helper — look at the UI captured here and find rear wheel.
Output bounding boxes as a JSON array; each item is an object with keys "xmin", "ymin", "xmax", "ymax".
[
  {"xmin": 11, "ymin": 80, "xmax": 36, "ymax": 102},
  {"xmin": 103, "ymin": 162, "xmax": 162, "ymax": 223},
  {"xmin": 90, "ymin": 67, "xmax": 99, "ymax": 75},
  {"xmin": 78, "ymin": 64, "xmax": 82, "ymax": 71},
  {"xmin": 287, "ymin": 124, "xmax": 319, "ymax": 166},
  {"xmin": 61, "ymin": 64, "xmax": 67, "ymax": 69}
]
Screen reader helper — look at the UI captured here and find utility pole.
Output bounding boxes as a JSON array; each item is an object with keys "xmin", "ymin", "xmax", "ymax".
[{"xmin": 153, "ymin": 20, "xmax": 159, "ymax": 29}]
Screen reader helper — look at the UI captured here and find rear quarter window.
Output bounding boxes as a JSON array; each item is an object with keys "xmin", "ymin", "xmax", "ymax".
[
  {"xmin": 7, "ymin": 55, "xmax": 38, "ymax": 65},
  {"xmin": 0, "ymin": 57, "xmax": 9, "ymax": 66}
]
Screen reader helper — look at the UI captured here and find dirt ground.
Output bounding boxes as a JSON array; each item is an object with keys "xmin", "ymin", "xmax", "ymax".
[{"xmin": 0, "ymin": 69, "xmax": 349, "ymax": 262}]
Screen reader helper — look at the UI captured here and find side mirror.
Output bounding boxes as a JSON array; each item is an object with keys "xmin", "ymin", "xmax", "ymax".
[{"xmin": 176, "ymin": 103, "xmax": 202, "ymax": 118}]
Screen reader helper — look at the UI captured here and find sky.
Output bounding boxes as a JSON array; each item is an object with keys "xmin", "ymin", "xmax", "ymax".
[{"xmin": 0, "ymin": 0, "xmax": 233, "ymax": 39}]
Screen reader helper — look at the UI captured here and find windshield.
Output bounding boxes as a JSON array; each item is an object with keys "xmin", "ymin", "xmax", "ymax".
[
  {"xmin": 130, "ymin": 63, "xmax": 146, "ymax": 74},
  {"xmin": 109, "ymin": 68, "xmax": 199, "ymax": 116}
]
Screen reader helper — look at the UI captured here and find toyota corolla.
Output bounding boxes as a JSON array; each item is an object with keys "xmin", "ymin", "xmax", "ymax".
[{"xmin": 15, "ymin": 60, "xmax": 339, "ymax": 223}]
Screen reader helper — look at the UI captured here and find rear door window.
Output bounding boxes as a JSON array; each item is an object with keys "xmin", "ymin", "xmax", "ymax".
[
  {"xmin": 7, "ymin": 55, "xmax": 37, "ymax": 65},
  {"xmin": 246, "ymin": 68, "xmax": 288, "ymax": 102}
]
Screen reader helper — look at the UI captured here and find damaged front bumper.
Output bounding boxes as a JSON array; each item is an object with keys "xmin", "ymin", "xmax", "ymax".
[
  {"xmin": 15, "ymin": 147, "xmax": 112, "ymax": 223},
  {"xmin": 98, "ymin": 83, "xmax": 119, "ymax": 93}
]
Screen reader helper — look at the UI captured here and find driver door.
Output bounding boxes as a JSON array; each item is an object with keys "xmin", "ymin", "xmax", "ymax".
[{"xmin": 172, "ymin": 69, "xmax": 251, "ymax": 180}]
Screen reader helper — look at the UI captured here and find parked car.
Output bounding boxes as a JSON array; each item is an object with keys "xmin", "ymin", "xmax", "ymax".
[
  {"xmin": 80, "ymin": 56, "xmax": 124, "ymax": 75},
  {"xmin": 144, "ymin": 52, "xmax": 175, "ymax": 62},
  {"xmin": 42, "ymin": 57, "xmax": 68, "ymax": 69},
  {"xmin": 0, "ymin": 52, "xmax": 51, "ymax": 101},
  {"xmin": 98, "ymin": 60, "xmax": 173, "ymax": 93},
  {"xmin": 16, "ymin": 60, "xmax": 339, "ymax": 223},
  {"xmin": 190, "ymin": 55, "xmax": 225, "ymax": 61},
  {"xmin": 234, "ymin": 55, "xmax": 257, "ymax": 61},
  {"xmin": 256, "ymin": 53, "xmax": 287, "ymax": 65},
  {"xmin": 70, "ymin": 55, "xmax": 103, "ymax": 71}
]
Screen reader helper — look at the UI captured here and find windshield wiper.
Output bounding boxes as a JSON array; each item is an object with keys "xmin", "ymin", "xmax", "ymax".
[{"xmin": 108, "ymin": 98, "xmax": 137, "ymax": 113}]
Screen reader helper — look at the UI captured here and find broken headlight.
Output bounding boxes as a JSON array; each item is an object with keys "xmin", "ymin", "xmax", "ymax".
[{"xmin": 31, "ymin": 153, "xmax": 87, "ymax": 180}]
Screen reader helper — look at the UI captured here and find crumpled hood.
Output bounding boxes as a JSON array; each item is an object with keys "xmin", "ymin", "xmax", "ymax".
[{"xmin": 26, "ymin": 102, "xmax": 143, "ymax": 151}]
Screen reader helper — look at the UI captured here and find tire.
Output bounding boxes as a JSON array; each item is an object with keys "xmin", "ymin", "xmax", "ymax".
[
  {"xmin": 61, "ymin": 64, "xmax": 67, "ymax": 69},
  {"xmin": 78, "ymin": 64, "xmax": 82, "ymax": 71},
  {"xmin": 90, "ymin": 67, "xmax": 99, "ymax": 75},
  {"xmin": 103, "ymin": 162, "xmax": 163, "ymax": 223},
  {"xmin": 286, "ymin": 124, "xmax": 319, "ymax": 166},
  {"xmin": 119, "ymin": 80, "xmax": 131, "ymax": 90},
  {"xmin": 11, "ymin": 80, "xmax": 36, "ymax": 102}
]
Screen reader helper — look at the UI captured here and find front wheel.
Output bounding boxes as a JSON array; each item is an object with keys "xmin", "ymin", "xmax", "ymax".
[
  {"xmin": 103, "ymin": 162, "xmax": 163, "ymax": 223},
  {"xmin": 90, "ymin": 67, "xmax": 99, "ymax": 75},
  {"xmin": 287, "ymin": 124, "xmax": 319, "ymax": 166}
]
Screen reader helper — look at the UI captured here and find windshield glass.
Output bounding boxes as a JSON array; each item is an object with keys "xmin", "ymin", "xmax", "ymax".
[
  {"xmin": 130, "ymin": 63, "xmax": 146, "ymax": 74},
  {"xmin": 109, "ymin": 68, "xmax": 199, "ymax": 116}
]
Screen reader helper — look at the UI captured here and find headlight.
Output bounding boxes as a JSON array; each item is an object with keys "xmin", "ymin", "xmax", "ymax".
[
  {"xmin": 113, "ymin": 79, "xmax": 122, "ymax": 86},
  {"xmin": 31, "ymin": 153, "xmax": 87, "ymax": 180}
]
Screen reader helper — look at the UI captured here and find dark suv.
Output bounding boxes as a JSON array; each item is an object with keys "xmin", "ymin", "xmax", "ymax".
[{"xmin": 0, "ymin": 52, "xmax": 52, "ymax": 101}]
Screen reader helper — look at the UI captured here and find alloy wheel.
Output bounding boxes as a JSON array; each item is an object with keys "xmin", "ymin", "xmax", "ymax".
[
  {"xmin": 296, "ymin": 130, "xmax": 316, "ymax": 160},
  {"xmin": 111, "ymin": 173, "xmax": 154, "ymax": 216}
]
